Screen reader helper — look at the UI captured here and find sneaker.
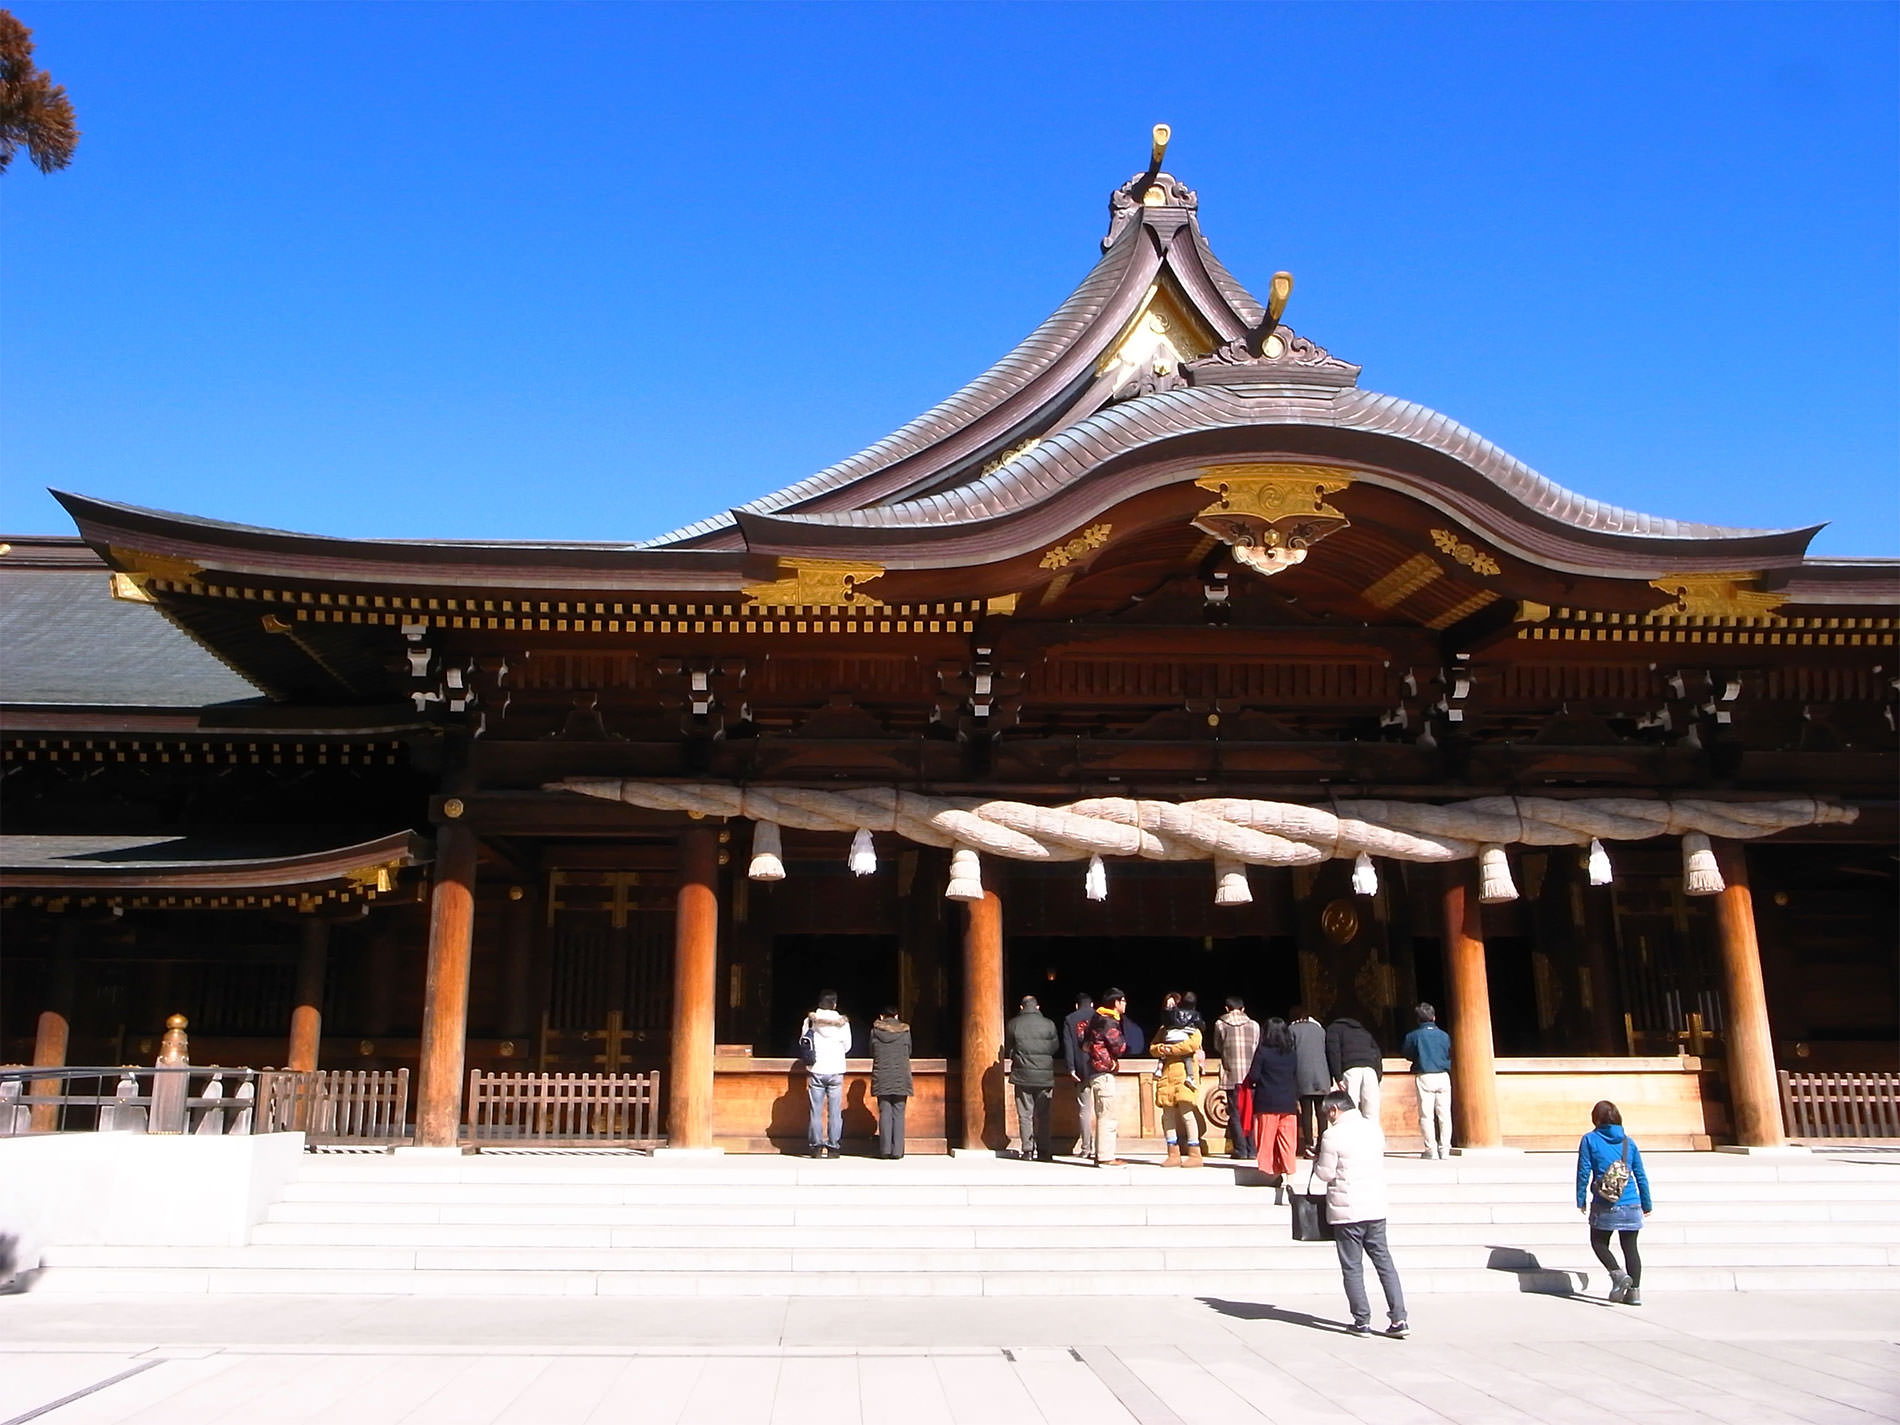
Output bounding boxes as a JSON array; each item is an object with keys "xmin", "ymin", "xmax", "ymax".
[
  {"xmin": 1624, "ymin": 1288, "xmax": 1642, "ymax": 1307},
  {"xmin": 1348, "ymin": 1323, "xmax": 1373, "ymax": 1337},
  {"xmin": 1385, "ymin": 1321, "xmax": 1409, "ymax": 1339},
  {"xmin": 1608, "ymin": 1271, "xmax": 1631, "ymax": 1304}
]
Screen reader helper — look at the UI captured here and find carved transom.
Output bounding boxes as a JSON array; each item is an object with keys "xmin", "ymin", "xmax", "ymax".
[{"xmin": 1191, "ymin": 464, "xmax": 1353, "ymax": 577}]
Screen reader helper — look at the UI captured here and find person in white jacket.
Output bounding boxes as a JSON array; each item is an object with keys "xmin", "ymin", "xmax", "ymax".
[
  {"xmin": 1313, "ymin": 1089, "xmax": 1409, "ymax": 1338},
  {"xmin": 801, "ymin": 992, "xmax": 853, "ymax": 1159}
]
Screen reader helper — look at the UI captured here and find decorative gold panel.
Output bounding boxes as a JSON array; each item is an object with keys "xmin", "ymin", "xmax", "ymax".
[
  {"xmin": 1194, "ymin": 465, "xmax": 1351, "ymax": 522},
  {"xmin": 1039, "ymin": 524, "xmax": 1113, "ymax": 571},
  {"xmin": 1429, "ymin": 528, "xmax": 1501, "ymax": 576},
  {"xmin": 1648, "ymin": 572, "xmax": 1789, "ymax": 618},
  {"xmin": 742, "ymin": 558, "xmax": 886, "ymax": 608},
  {"xmin": 109, "ymin": 545, "xmax": 203, "ymax": 581}
]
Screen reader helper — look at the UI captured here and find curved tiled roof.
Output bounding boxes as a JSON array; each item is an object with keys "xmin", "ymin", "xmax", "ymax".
[{"xmin": 638, "ymin": 220, "xmax": 1158, "ymax": 550}]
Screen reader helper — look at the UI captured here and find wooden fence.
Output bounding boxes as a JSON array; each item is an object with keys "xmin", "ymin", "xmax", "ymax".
[
  {"xmin": 465, "ymin": 1069, "xmax": 661, "ymax": 1147},
  {"xmin": 258, "ymin": 1069, "xmax": 410, "ymax": 1145},
  {"xmin": 1778, "ymin": 1071, "xmax": 1900, "ymax": 1139}
]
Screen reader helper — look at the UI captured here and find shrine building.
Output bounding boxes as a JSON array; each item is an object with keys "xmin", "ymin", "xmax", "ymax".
[{"xmin": 4, "ymin": 134, "xmax": 1895, "ymax": 1154}]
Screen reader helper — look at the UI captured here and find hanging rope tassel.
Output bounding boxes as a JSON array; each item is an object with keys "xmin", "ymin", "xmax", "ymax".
[
  {"xmin": 1682, "ymin": 832, "xmax": 1725, "ymax": 896},
  {"xmin": 1586, "ymin": 838, "xmax": 1614, "ymax": 887},
  {"xmin": 945, "ymin": 845, "xmax": 985, "ymax": 901},
  {"xmin": 1085, "ymin": 853, "xmax": 1108, "ymax": 902},
  {"xmin": 848, "ymin": 827, "xmax": 878, "ymax": 877},
  {"xmin": 1477, "ymin": 844, "xmax": 1518, "ymax": 904},
  {"xmin": 1214, "ymin": 858, "xmax": 1252, "ymax": 906},
  {"xmin": 1351, "ymin": 852, "xmax": 1379, "ymax": 897},
  {"xmin": 748, "ymin": 821, "xmax": 786, "ymax": 882}
]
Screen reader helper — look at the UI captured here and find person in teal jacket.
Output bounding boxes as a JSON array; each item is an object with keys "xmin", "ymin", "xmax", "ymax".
[{"xmin": 1575, "ymin": 1100, "xmax": 1653, "ymax": 1305}]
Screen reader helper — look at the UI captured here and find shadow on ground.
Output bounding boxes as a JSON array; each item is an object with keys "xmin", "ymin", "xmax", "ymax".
[
  {"xmin": 1197, "ymin": 1297, "xmax": 1355, "ymax": 1333},
  {"xmin": 1487, "ymin": 1246, "xmax": 1591, "ymax": 1296}
]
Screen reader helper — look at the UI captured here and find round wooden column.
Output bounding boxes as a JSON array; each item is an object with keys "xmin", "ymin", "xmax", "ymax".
[
  {"xmin": 29, "ymin": 921, "xmax": 80, "ymax": 1132},
  {"xmin": 960, "ymin": 889, "xmax": 1005, "ymax": 1151},
  {"xmin": 668, "ymin": 824, "xmax": 720, "ymax": 1150},
  {"xmin": 415, "ymin": 821, "xmax": 478, "ymax": 1148},
  {"xmin": 1712, "ymin": 841, "xmax": 1785, "ymax": 1147},
  {"xmin": 1441, "ymin": 863, "xmax": 1502, "ymax": 1149},
  {"xmin": 287, "ymin": 918, "xmax": 329, "ymax": 1072}
]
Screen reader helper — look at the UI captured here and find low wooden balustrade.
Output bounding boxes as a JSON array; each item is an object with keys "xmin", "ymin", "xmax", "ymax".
[
  {"xmin": 1779, "ymin": 1071, "xmax": 1900, "ymax": 1139},
  {"xmin": 257, "ymin": 1069, "xmax": 411, "ymax": 1146},
  {"xmin": 0, "ymin": 1066, "xmax": 258, "ymax": 1136},
  {"xmin": 465, "ymin": 1069, "xmax": 662, "ymax": 1147}
]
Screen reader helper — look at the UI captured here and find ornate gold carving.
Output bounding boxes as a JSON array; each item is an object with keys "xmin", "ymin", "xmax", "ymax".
[
  {"xmin": 1648, "ymin": 572, "xmax": 1789, "ymax": 618},
  {"xmin": 1362, "ymin": 554, "xmax": 1443, "ymax": 610},
  {"xmin": 1193, "ymin": 464, "xmax": 1352, "ymax": 577},
  {"xmin": 1098, "ymin": 283, "xmax": 1216, "ymax": 387},
  {"xmin": 1039, "ymin": 523, "xmax": 1113, "ymax": 571},
  {"xmin": 1429, "ymin": 528, "xmax": 1501, "ymax": 576},
  {"xmin": 742, "ymin": 558, "xmax": 886, "ymax": 608},
  {"xmin": 981, "ymin": 438, "xmax": 1040, "ymax": 476},
  {"xmin": 108, "ymin": 572, "xmax": 154, "ymax": 604},
  {"xmin": 108, "ymin": 546, "xmax": 203, "ymax": 581}
]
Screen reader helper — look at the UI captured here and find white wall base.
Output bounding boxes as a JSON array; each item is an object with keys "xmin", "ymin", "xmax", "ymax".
[
  {"xmin": 650, "ymin": 1147, "xmax": 725, "ymax": 1159},
  {"xmin": 0, "ymin": 1132, "xmax": 306, "ymax": 1255},
  {"xmin": 1716, "ymin": 1144, "xmax": 1811, "ymax": 1155},
  {"xmin": 390, "ymin": 1146, "xmax": 468, "ymax": 1162}
]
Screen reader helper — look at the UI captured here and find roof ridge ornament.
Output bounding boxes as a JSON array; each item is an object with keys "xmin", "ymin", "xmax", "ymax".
[{"xmin": 1105, "ymin": 123, "xmax": 1198, "ymax": 250}]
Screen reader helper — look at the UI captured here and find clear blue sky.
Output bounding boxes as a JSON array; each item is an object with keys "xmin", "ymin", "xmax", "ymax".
[{"xmin": 4, "ymin": 2, "xmax": 1895, "ymax": 555}]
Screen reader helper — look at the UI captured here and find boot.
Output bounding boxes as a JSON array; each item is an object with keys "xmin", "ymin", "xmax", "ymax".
[
  {"xmin": 1162, "ymin": 1143, "xmax": 1183, "ymax": 1168},
  {"xmin": 1184, "ymin": 1143, "xmax": 1205, "ymax": 1168}
]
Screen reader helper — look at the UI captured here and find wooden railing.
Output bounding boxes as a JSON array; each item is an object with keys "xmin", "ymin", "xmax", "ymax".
[
  {"xmin": 257, "ymin": 1069, "xmax": 410, "ymax": 1146},
  {"xmin": 1778, "ymin": 1071, "xmax": 1900, "ymax": 1139},
  {"xmin": 465, "ymin": 1069, "xmax": 661, "ymax": 1147}
]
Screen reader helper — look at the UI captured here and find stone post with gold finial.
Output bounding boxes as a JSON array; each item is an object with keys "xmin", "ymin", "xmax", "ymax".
[{"xmin": 149, "ymin": 1013, "xmax": 191, "ymax": 1134}]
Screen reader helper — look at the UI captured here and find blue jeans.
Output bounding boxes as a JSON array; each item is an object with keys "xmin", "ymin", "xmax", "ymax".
[
  {"xmin": 807, "ymin": 1073, "xmax": 843, "ymax": 1150},
  {"xmin": 1333, "ymin": 1218, "xmax": 1407, "ymax": 1327}
]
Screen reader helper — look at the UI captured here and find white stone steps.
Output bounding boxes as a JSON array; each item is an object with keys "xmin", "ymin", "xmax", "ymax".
[
  {"xmin": 244, "ymin": 1218, "xmax": 1900, "ymax": 1251},
  {"xmin": 30, "ymin": 1261, "xmax": 1900, "ymax": 1298}
]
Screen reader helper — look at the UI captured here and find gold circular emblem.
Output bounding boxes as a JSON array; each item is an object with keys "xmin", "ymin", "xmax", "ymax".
[
  {"xmin": 1321, "ymin": 898, "xmax": 1360, "ymax": 945},
  {"xmin": 441, "ymin": 797, "xmax": 466, "ymax": 819}
]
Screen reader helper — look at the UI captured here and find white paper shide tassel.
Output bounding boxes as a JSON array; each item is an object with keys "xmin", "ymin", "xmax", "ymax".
[
  {"xmin": 1682, "ymin": 832, "xmax": 1725, "ymax": 896},
  {"xmin": 1586, "ymin": 837, "xmax": 1614, "ymax": 887},
  {"xmin": 1214, "ymin": 858, "xmax": 1252, "ymax": 906},
  {"xmin": 848, "ymin": 827, "xmax": 878, "ymax": 877},
  {"xmin": 945, "ymin": 845, "xmax": 985, "ymax": 901},
  {"xmin": 1084, "ymin": 853, "xmax": 1107, "ymax": 902},
  {"xmin": 748, "ymin": 821, "xmax": 785, "ymax": 882},
  {"xmin": 1351, "ymin": 852, "xmax": 1379, "ymax": 897},
  {"xmin": 1477, "ymin": 843, "xmax": 1518, "ymax": 904}
]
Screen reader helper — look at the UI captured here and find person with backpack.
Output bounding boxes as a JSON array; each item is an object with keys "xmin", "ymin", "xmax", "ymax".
[
  {"xmin": 869, "ymin": 1006, "xmax": 912, "ymax": 1160},
  {"xmin": 798, "ymin": 991, "xmax": 852, "ymax": 1159},
  {"xmin": 1005, "ymin": 995, "xmax": 1060, "ymax": 1162},
  {"xmin": 1151, "ymin": 1001, "xmax": 1205, "ymax": 1168},
  {"xmin": 1079, "ymin": 988, "xmax": 1130, "ymax": 1166},
  {"xmin": 1063, "ymin": 992, "xmax": 1095, "ymax": 1158},
  {"xmin": 1577, "ymin": 1099, "xmax": 1653, "ymax": 1304}
]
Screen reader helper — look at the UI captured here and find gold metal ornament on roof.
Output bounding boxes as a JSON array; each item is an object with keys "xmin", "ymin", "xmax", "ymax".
[
  {"xmin": 1192, "ymin": 464, "xmax": 1352, "ymax": 577},
  {"xmin": 742, "ymin": 558, "xmax": 888, "ymax": 608},
  {"xmin": 1647, "ymin": 572, "xmax": 1789, "ymax": 618},
  {"xmin": 1039, "ymin": 523, "xmax": 1113, "ymax": 571},
  {"xmin": 1430, "ymin": 528, "xmax": 1502, "ymax": 576}
]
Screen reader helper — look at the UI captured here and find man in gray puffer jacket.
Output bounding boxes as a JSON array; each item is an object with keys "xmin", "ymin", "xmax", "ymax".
[{"xmin": 1005, "ymin": 996, "xmax": 1061, "ymax": 1162}]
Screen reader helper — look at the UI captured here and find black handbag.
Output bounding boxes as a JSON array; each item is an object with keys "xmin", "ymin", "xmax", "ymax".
[{"xmin": 1290, "ymin": 1166, "xmax": 1334, "ymax": 1242}]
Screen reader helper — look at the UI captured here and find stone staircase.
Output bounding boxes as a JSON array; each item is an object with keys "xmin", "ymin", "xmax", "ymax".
[{"xmin": 36, "ymin": 1148, "xmax": 1900, "ymax": 1298}]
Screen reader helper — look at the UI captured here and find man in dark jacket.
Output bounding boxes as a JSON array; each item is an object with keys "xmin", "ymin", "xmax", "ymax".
[
  {"xmin": 1401, "ymin": 1002, "xmax": 1453, "ymax": 1159},
  {"xmin": 1063, "ymin": 993, "xmax": 1095, "ymax": 1158},
  {"xmin": 1005, "ymin": 995, "xmax": 1060, "ymax": 1162},
  {"xmin": 1326, "ymin": 1015, "xmax": 1385, "ymax": 1126},
  {"xmin": 869, "ymin": 1007, "xmax": 913, "ymax": 1159},
  {"xmin": 1289, "ymin": 1007, "xmax": 1331, "ymax": 1157}
]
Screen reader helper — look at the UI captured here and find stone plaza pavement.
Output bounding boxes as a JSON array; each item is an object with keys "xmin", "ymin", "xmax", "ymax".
[{"xmin": 0, "ymin": 1290, "xmax": 1894, "ymax": 1424}]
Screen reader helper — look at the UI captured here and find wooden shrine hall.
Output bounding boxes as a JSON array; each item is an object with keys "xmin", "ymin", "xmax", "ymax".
[{"xmin": 4, "ymin": 132, "xmax": 1895, "ymax": 1154}]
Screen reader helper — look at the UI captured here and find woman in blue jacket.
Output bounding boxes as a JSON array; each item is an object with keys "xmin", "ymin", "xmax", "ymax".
[{"xmin": 1576, "ymin": 1100, "xmax": 1653, "ymax": 1305}]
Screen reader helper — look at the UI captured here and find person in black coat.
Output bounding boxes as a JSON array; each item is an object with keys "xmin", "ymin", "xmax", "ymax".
[
  {"xmin": 869, "ymin": 1007, "xmax": 912, "ymax": 1159},
  {"xmin": 1245, "ymin": 1017, "xmax": 1301, "ymax": 1203},
  {"xmin": 1005, "ymin": 995, "xmax": 1061, "ymax": 1161},
  {"xmin": 1063, "ymin": 992, "xmax": 1095, "ymax": 1157},
  {"xmin": 1326, "ymin": 1015, "xmax": 1384, "ymax": 1125}
]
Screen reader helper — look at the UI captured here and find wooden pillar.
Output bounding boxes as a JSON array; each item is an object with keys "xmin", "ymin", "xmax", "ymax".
[
  {"xmin": 30, "ymin": 921, "xmax": 80, "ymax": 1132},
  {"xmin": 1441, "ymin": 863, "xmax": 1502, "ymax": 1149},
  {"xmin": 960, "ymin": 888, "xmax": 1005, "ymax": 1151},
  {"xmin": 415, "ymin": 821, "xmax": 478, "ymax": 1148},
  {"xmin": 668, "ymin": 824, "xmax": 720, "ymax": 1150},
  {"xmin": 1712, "ymin": 841, "xmax": 1785, "ymax": 1147},
  {"xmin": 287, "ymin": 918, "xmax": 328, "ymax": 1072}
]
